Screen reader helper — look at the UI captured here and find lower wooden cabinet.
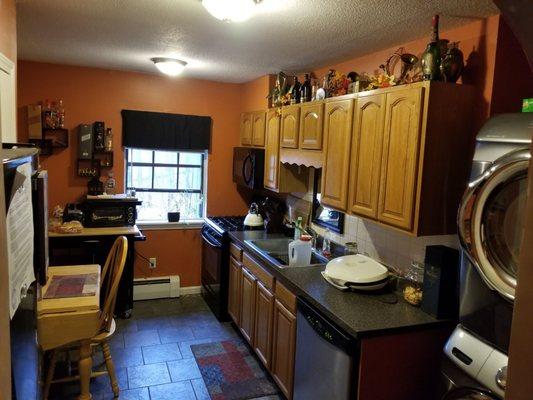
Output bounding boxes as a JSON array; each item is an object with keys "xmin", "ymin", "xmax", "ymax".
[
  {"xmin": 271, "ymin": 298, "xmax": 297, "ymax": 400},
  {"xmin": 228, "ymin": 256, "xmax": 242, "ymax": 325},
  {"xmin": 253, "ymin": 281, "xmax": 274, "ymax": 368},
  {"xmin": 239, "ymin": 267, "xmax": 257, "ymax": 344}
]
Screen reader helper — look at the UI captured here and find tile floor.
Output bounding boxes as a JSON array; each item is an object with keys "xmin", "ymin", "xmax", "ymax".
[{"xmin": 50, "ymin": 294, "xmax": 281, "ymax": 400}]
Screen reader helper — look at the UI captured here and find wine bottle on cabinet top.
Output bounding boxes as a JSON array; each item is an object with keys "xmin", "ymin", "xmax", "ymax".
[{"xmin": 421, "ymin": 14, "xmax": 441, "ymax": 81}]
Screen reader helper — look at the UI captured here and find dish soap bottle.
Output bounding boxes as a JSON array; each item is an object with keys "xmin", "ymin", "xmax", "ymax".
[
  {"xmin": 294, "ymin": 216, "xmax": 304, "ymax": 241},
  {"xmin": 322, "ymin": 229, "xmax": 332, "ymax": 257}
]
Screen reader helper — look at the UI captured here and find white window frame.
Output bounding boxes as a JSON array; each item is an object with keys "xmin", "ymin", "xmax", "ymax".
[{"xmin": 124, "ymin": 148, "xmax": 207, "ymax": 230}]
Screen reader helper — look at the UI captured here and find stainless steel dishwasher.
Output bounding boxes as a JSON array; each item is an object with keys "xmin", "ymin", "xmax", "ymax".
[{"xmin": 293, "ymin": 297, "xmax": 357, "ymax": 400}]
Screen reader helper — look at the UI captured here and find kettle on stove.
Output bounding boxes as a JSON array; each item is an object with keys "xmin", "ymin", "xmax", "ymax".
[{"xmin": 243, "ymin": 202, "xmax": 264, "ymax": 227}]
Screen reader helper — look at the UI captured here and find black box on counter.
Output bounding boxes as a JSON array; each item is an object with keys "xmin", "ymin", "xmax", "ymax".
[{"xmin": 421, "ymin": 245, "xmax": 460, "ymax": 319}]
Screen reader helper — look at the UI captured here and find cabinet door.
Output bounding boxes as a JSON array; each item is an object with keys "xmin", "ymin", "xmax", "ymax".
[
  {"xmin": 253, "ymin": 281, "xmax": 274, "ymax": 368},
  {"xmin": 252, "ymin": 111, "xmax": 266, "ymax": 147},
  {"xmin": 271, "ymin": 299, "xmax": 296, "ymax": 400},
  {"xmin": 299, "ymin": 102, "xmax": 324, "ymax": 150},
  {"xmin": 239, "ymin": 267, "xmax": 256, "ymax": 345},
  {"xmin": 240, "ymin": 113, "xmax": 253, "ymax": 146},
  {"xmin": 378, "ymin": 88, "xmax": 423, "ymax": 231},
  {"xmin": 228, "ymin": 256, "xmax": 242, "ymax": 325},
  {"xmin": 321, "ymin": 98, "xmax": 355, "ymax": 211},
  {"xmin": 280, "ymin": 106, "xmax": 300, "ymax": 148},
  {"xmin": 348, "ymin": 94, "xmax": 386, "ymax": 219},
  {"xmin": 264, "ymin": 110, "xmax": 281, "ymax": 191}
]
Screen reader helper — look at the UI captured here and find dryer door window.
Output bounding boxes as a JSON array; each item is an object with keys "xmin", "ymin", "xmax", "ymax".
[
  {"xmin": 458, "ymin": 148, "xmax": 530, "ymax": 302},
  {"xmin": 443, "ymin": 387, "xmax": 500, "ymax": 400}
]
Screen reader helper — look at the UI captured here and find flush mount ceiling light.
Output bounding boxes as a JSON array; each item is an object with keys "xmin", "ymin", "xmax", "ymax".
[
  {"xmin": 202, "ymin": 0, "xmax": 263, "ymax": 23},
  {"xmin": 151, "ymin": 57, "xmax": 187, "ymax": 76}
]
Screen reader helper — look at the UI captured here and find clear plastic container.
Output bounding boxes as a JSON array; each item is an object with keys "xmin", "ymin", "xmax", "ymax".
[{"xmin": 403, "ymin": 261, "xmax": 425, "ymax": 306}]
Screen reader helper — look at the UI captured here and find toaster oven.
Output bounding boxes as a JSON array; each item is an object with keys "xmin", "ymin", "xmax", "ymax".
[{"xmin": 82, "ymin": 197, "xmax": 142, "ymax": 227}]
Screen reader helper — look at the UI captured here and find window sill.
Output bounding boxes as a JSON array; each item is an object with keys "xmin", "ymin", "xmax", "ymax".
[{"xmin": 137, "ymin": 219, "xmax": 204, "ymax": 231}]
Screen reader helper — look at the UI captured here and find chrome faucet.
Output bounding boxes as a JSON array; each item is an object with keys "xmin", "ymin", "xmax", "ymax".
[{"xmin": 304, "ymin": 226, "xmax": 319, "ymax": 248}]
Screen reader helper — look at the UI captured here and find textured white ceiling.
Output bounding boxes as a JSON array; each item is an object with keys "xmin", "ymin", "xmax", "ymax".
[{"xmin": 16, "ymin": 0, "xmax": 498, "ymax": 83}]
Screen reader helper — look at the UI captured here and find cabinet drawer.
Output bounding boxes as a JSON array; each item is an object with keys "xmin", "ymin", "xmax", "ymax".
[
  {"xmin": 230, "ymin": 242, "xmax": 243, "ymax": 262},
  {"xmin": 275, "ymin": 281, "xmax": 296, "ymax": 314},
  {"xmin": 243, "ymin": 252, "xmax": 274, "ymax": 290}
]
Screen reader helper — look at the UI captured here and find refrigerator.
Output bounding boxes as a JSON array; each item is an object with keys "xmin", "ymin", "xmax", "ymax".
[{"xmin": 3, "ymin": 146, "xmax": 48, "ymax": 400}]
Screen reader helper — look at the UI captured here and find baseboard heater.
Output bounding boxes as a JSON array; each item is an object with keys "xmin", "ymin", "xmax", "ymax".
[{"xmin": 133, "ymin": 275, "xmax": 201, "ymax": 301}]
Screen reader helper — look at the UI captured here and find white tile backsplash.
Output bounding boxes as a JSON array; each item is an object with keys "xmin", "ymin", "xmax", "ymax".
[{"xmin": 311, "ymin": 214, "xmax": 459, "ymax": 274}]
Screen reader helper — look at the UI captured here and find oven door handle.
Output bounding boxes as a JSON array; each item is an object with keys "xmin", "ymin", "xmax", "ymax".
[{"xmin": 202, "ymin": 230, "xmax": 222, "ymax": 248}]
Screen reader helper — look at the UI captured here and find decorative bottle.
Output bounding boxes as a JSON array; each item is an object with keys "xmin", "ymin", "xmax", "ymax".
[
  {"xmin": 57, "ymin": 99, "xmax": 65, "ymax": 128},
  {"xmin": 291, "ymin": 76, "xmax": 301, "ymax": 104},
  {"xmin": 440, "ymin": 42, "xmax": 464, "ymax": 83},
  {"xmin": 300, "ymin": 74, "xmax": 312, "ymax": 103},
  {"xmin": 421, "ymin": 14, "xmax": 441, "ymax": 81},
  {"xmin": 104, "ymin": 128, "xmax": 113, "ymax": 151}
]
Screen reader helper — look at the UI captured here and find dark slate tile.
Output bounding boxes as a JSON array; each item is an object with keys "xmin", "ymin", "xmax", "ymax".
[
  {"xmin": 141, "ymin": 343, "xmax": 182, "ymax": 364},
  {"xmin": 116, "ymin": 318, "xmax": 138, "ymax": 333},
  {"xmin": 107, "ymin": 332, "xmax": 125, "ymax": 350},
  {"xmin": 167, "ymin": 358, "xmax": 202, "ymax": 382},
  {"xmin": 191, "ymin": 322, "xmax": 237, "ymax": 340},
  {"xmin": 178, "ymin": 338, "xmax": 216, "ymax": 358},
  {"xmin": 136, "ymin": 316, "xmax": 173, "ymax": 331},
  {"xmin": 116, "ymin": 387, "xmax": 150, "ymax": 400},
  {"xmin": 123, "ymin": 329, "xmax": 161, "ymax": 348},
  {"xmin": 127, "ymin": 362, "xmax": 170, "ymax": 389},
  {"xmin": 108, "ymin": 346, "xmax": 144, "ymax": 368},
  {"xmin": 157, "ymin": 326, "xmax": 195, "ymax": 344},
  {"xmin": 191, "ymin": 378, "xmax": 210, "ymax": 400},
  {"xmin": 148, "ymin": 381, "xmax": 196, "ymax": 400}
]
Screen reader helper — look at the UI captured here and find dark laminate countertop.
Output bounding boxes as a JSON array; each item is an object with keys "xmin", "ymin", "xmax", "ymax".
[{"xmin": 229, "ymin": 230, "xmax": 450, "ymax": 339}]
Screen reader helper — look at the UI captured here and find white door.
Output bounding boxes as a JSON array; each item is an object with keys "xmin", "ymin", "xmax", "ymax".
[{"xmin": 458, "ymin": 148, "xmax": 530, "ymax": 301}]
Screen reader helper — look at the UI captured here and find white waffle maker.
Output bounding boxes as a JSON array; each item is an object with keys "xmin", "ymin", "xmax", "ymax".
[{"xmin": 321, "ymin": 254, "xmax": 389, "ymax": 291}]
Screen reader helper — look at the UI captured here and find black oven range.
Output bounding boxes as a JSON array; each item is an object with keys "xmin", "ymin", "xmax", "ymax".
[{"xmin": 201, "ymin": 216, "xmax": 262, "ymax": 321}]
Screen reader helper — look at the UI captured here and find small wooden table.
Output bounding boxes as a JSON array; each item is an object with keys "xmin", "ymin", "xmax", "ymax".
[{"xmin": 37, "ymin": 265, "xmax": 101, "ymax": 400}]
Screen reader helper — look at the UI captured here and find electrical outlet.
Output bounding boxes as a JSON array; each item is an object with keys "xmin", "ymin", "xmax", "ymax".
[{"xmin": 149, "ymin": 257, "xmax": 157, "ymax": 269}]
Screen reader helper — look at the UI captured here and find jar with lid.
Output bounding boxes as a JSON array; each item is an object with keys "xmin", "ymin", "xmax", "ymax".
[{"xmin": 402, "ymin": 261, "xmax": 424, "ymax": 306}]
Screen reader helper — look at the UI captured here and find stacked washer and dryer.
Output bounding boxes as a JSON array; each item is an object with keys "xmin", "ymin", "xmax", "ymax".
[{"xmin": 438, "ymin": 113, "xmax": 532, "ymax": 399}]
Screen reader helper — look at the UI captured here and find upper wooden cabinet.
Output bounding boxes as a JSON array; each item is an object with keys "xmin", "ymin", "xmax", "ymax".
[
  {"xmin": 240, "ymin": 112, "xmax": 253, "ymax": 146},
  {"xmin": 378, "ymin": 87, "xmax": 423, "ymax": 231},
  {"xmin": 252, "ymin": 111, "xmax": 266, "ymax": 147},
  {"xmin": 334, "ymin": 82, "xmax": 474, "ymax": 235},
  {"xmin": 348, "ymin": 93, "xmax": 386, "ymax": 219},
  {"xmin": 299, "ymin": 101, "xmax": 324, "ymax": 150},
  {"xmin": 320, "ymin": 95, "xmax": 355, "ymax": 211},
  {"xmin": 240, "ymin": 111, "xmax": 265, "ymax": 148},
  {"xmin": 280, "ymin": 105, "xmax": 301, "ymax": 148}
]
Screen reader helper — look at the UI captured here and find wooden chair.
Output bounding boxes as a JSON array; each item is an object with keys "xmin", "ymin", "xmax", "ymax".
[{"xmin": 43, "ymin": 236, "xmax": 128, "ymax": 399}]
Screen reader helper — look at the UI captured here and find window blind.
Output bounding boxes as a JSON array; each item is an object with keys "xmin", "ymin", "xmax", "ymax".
[{"xmin": 121, "ymin": 109, "xmax": 211, "ymax": 151}]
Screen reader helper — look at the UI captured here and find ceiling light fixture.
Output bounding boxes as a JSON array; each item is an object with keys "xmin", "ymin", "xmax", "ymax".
[
  {"xmin": 151, "ymin": 57, "xmax": 187, "ymax": 77},
  {"xmin": 202, "ymin": 0, "xmax": 263, "ymax": 23}
]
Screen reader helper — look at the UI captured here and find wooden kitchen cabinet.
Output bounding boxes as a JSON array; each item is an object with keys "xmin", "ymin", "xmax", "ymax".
[
  {"xmin": 320, "ymin": 95, "xmax": 355, "ymax": 211},
  {"xmin": 228, "ymin": 255, "xmax": 242, "ymax": 325},
  {"xmin": 239, "ymin": 266, "xmax": 257, "ymax": 345},
  {"xmin": 252, "ymin": 111, "xmax": 266, "ymax": 147},
  {"xmin": 299, "ymin": 101, "xmax": 324, "ymax": 150},
  {"xmin": 253, "ymin": 281, "xmax": 274, "ymax": 368},
  {"xmin": 348, "ymin": 93, "xmax": 386, "ymax": 219},
  {"xmin": 280, "ymin": 105, "xmax": 300, "ymax": 148},
  {"xmin": 240, "ymin": 112, "xmax": 253, "ymax": 146},
  {"xmin": 271, "ymin": 298, "xmax": 297, "ymax": 400},
  {"xmin": 378, "ymin": 87, "xmax": 423, "ymax": 231}
]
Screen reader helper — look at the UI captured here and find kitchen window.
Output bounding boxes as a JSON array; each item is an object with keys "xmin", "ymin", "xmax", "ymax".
[{"xmin": 125, "ymin": 148, "xmax": 206, "ymax": 223}]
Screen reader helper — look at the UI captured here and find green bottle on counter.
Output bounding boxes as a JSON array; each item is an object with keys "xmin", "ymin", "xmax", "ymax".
[{"xmin": 421, "ymin": 14, "xmax": 441, "ymax": 81}]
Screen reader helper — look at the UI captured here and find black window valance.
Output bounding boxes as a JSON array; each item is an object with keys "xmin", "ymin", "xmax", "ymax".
[{"xmin": 121, "ymin": 109, "xmax": 211, "ymax": 151}]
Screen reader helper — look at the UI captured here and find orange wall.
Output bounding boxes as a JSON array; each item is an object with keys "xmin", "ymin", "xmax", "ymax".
[
  {"xmin": 17, "ymin": 61, "xmax": 249, "ymax": 284},
  {"xmin": 241, "ymin": 74, "xmax": 275, "ymax": 111},
  {"xmin": 0, "ymin": 0, "xmax": 16, "ymax": 61}
]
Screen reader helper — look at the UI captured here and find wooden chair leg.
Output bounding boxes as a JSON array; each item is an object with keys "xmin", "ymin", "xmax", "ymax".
[
  {"xmin": 43, "ymin": 349, "xmax": 58, "ymax": 400},
  {"xmin": 101, "ymin": 341, "xmax": 119, "ymax": 397}
]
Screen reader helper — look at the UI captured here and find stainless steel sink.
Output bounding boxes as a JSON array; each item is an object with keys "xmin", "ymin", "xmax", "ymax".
[{"xmin": 245, "ymin": 238, "xmax": 328, "ymax": 268}]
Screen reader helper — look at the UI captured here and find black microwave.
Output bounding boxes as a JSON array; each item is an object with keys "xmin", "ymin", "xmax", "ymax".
[
  {"xmin": 233, "ymin": 147, "xmax": 264, "ymax": 189},
  {"xmin": 82, "ymin": 197, "xmax": 142, "ymax": 227}
]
